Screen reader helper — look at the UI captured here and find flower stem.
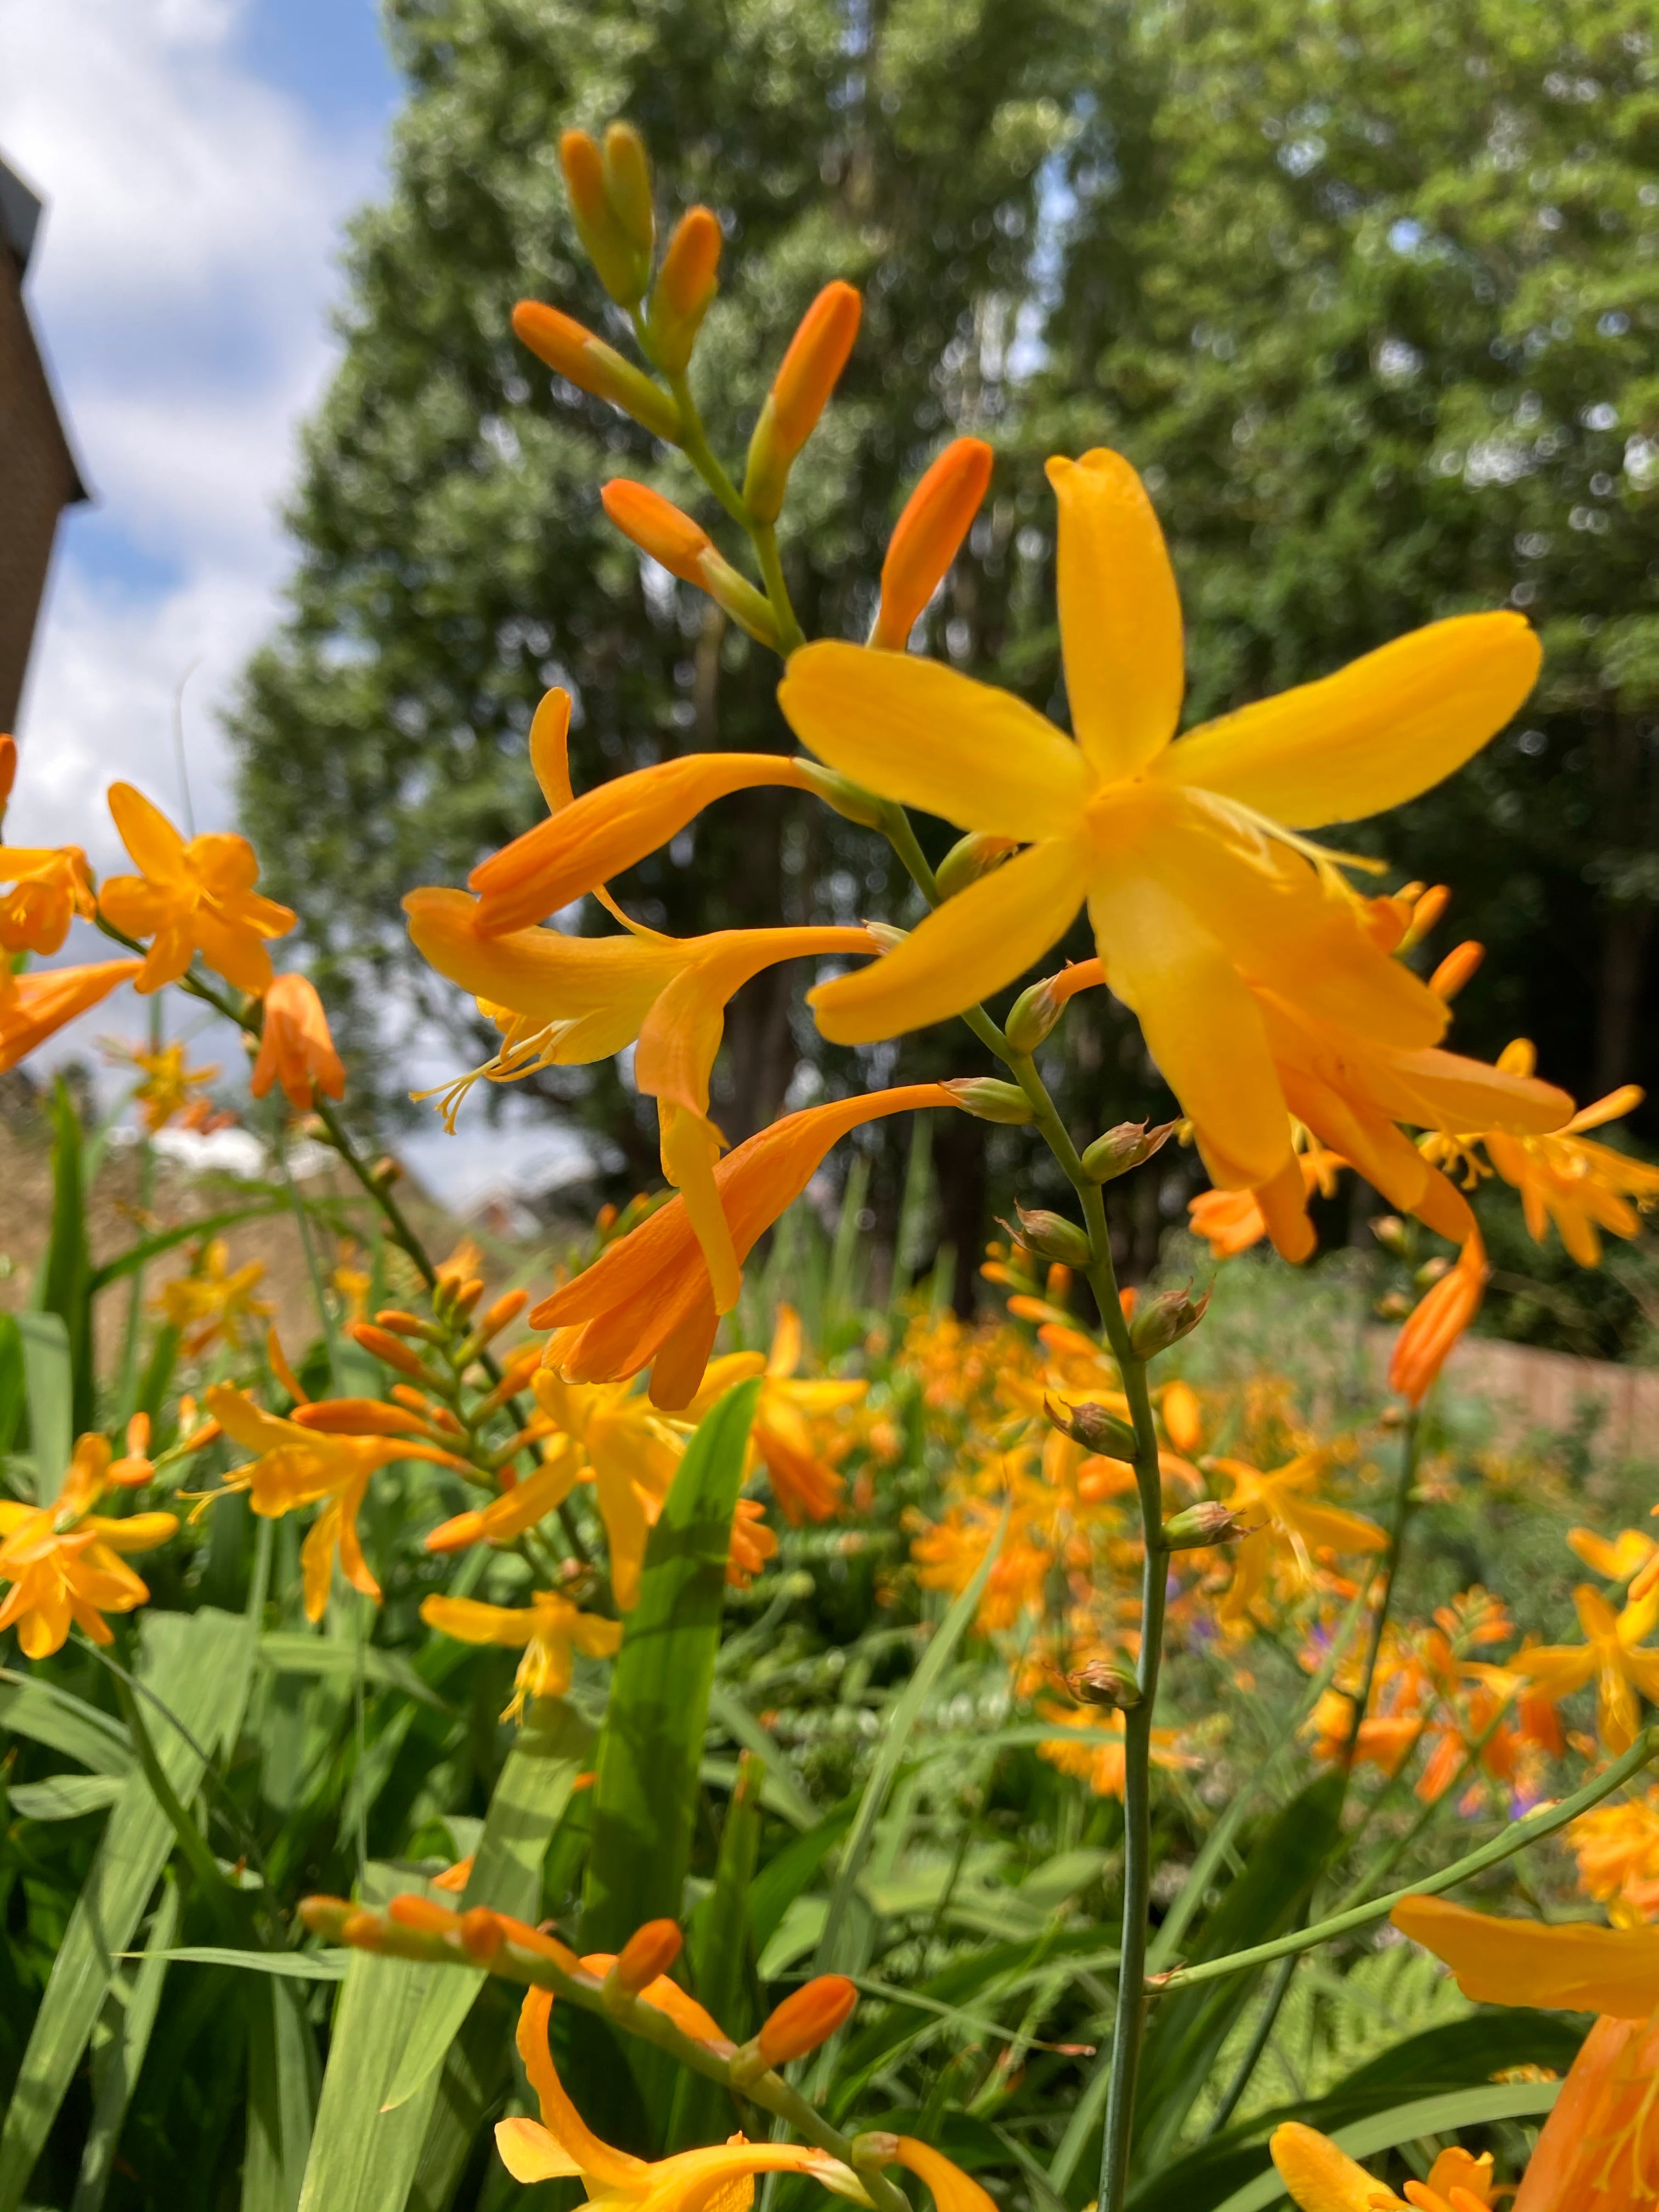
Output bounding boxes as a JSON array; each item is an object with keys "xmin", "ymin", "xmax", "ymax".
[{"xmin": 1340, "ymin": 1408, "xmax": 1421, "ymax": 1768}]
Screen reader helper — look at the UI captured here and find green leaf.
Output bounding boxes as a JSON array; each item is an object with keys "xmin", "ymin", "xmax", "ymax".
[
  {"xmin": 0, "ymin": 1314, "xmax": 24, "ymax": 1457},
  {"xmin": 88, "ymin": 1198, "xmax": 290, "ymax": 1293},
  {"xmin": 672, "ymin": 1750, "xmax": 765, "ymax": 2149},
  {"xmin": 813, "ymin": 1503, "xmax": 1008, "ymax": 1975},
  {"xmin": 69, "ymin": 1877, "xmax": 179, "ymax": 2212},
  {"xmin": 707, "ymin": 1684, "xmax": 816, "ymax": 1829},
  {"xmin": 580, "ymin": 1378, "xmax": 760, "ymax": 1950},
  {"xmin": 380, "ymin": 1692, "xmax": 594, "ymax": 2112},
  {"xmin": 129, "ymin": 1949, "xmax": 348, "ymax": 1982},
  {"xmin": 0, "ymin": 1607, "xmax": 253, "ymax": 2212},
  {"xmin": 1132, "ymin": 1773, "xmax": 1347, "ymax": 2170},
  {"xmin": 15, "ymin": 1312, "xmax": 72, "ymax": 1501},
  {"xmin": 0, "ymin": 1668, "xmax": 132, "ymax": 1774},
  {"xmin": 295, "ymin": 1864, "xmax": 454, "ymax": 2212},
  {"xmin": 8, "ymin": 1774, "xmax": 125, "ymax": 1821},
  {"xmin": 1209, "ymin": 2082, "xmax": 1561, "ymax": 2212},
  {"xmin": 259, "ymin": 1632, "xmax": 453, "ymax": 1711},
  {"xmin": 243, "ymin": 1973, "xmax": 320, "ymax": 2212},
  {"xmin": 38, "ymin": 1079, "xmax": 94, "ymax": 1439},
  {"xmin": 405, "ymin": 1980, "xmax": 522, "ymax": 2212}
]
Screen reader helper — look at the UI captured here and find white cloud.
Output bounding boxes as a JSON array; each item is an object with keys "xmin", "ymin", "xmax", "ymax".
[{"xmin": 0, "ymin": 0, "xmax": 385, "ymax": 851}]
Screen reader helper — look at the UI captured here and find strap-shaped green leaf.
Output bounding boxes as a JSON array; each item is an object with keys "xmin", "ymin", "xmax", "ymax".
[
  {"xmin": 15, "ymin": 1312, "xmax": 72, "ymax": 1502},
  {"xmin": 580, "ymin": 1377, "xmax": 761, "ymax": 1949}
]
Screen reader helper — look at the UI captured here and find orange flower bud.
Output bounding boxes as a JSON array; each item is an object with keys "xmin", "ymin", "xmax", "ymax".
[
  {"xmin": 477, "ymin": 1287, "xmax": 530, "ymax": 1341},
  {"xmin": 512, "ymin": 301, "xmax": 680, "ymax": 441},
  {"xmin": 560, "ymin": 128, "xmax": 650, "ymax": 307},
  {"xmin": 612, "ymin": 1917, "xmax": 684, "ymax": 1993},
  {"xmin": 373, "ymin": 1308, "xmax": 439, "ymax": 1340},
  {"xmin": 298, "ymin": 1894, "xmax": 353, "ymax": 1939},
  {"xmin": 388, "ymin": 1894, "xmax": 460, "ymax": 1936},
  {"xmin": 458, "ymin": 1906, "xmax": 505, "ymax": 1962},
  {"xmin": 757, "ymin": 1974, "xmax": 858, "ymax": 2064},
  {"xmin": 601, "ymin": 480, "xmax": 781, "ymax": 647},
  {"xmin": 602, "ymin": 123, "xmax": 654, "ymax": 256},
  {"xmin": 1389, "ymin": 1232, "xmax": 1488, "ymax": 1406},
  {"xmin": 349, "ymin": 1321, "xmax": 431, "ymax": 1381},
  {"xmin": 250, "ymin": 972, "xmax": 345, "ymax": 1110},
  {"xmin": 1430, "ymin": 939, "xmax": 1484, "ymax": 1001},
  {"xmin": 650, "ymin": 205, "xmax": 722, "ymax": 373},
  {"xmin": 742, "ymin": 281, "xmax": 862, "ymax": 522},
  {"xmin": 871, "ymin": 437, "xmax": 994, "ymax": 650},
  {"xmin": 489, "ymin": 1911, "xmax": 582, "ymax": 1974}
]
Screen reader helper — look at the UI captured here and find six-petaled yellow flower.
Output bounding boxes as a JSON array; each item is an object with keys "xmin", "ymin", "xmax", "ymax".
[
  {"xmin": 0, "ymin": 1435, "xmax": 178, "ymax": 1658},
  {"xmin": 99, "ymin": 782, "xmax": 295, "ymax": 996},
  {"xmin": 419, "ymin": 1588, "xmax": 622, "ymax": 1719}
]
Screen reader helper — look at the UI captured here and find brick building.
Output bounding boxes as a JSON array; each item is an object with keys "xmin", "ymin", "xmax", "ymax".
[{"xmin": 0, "ymin": 155, "xmax": 86, "ymax": 733}]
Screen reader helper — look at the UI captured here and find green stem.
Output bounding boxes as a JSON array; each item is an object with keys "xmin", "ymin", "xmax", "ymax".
[
  {"xmin": 664, "ymin": 367, "xmax": 751, "ymax": 530},
  {"xmin": 1340, "ymin": 1409, "xmax": 1420, "ymax": 1769},
  {"xmin": 1154, "ymin": 1725, "xmax": 1659, "ymax": 1996},
  {"xmin": 749, "ymin": 519, "xmax": 806, "ymax": 656},
  {"xmin": 110, "ymin": 1668, "xmax": 239, "ymax": 1931}
]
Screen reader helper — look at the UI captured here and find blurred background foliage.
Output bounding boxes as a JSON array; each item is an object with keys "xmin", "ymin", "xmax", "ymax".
[{"xmin": 228, "ymin": 0, "xmax": 1659, "ymax": 1337}]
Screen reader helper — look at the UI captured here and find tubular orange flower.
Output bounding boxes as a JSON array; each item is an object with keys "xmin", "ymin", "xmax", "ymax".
[
  {"xmin": 207, "ymin": 1385, "xmax": 467, "ymax": 1622},
  {"xmin": 726, "ymin": 1495, "xmax": 777, "ymax": 1587},
  {"xmin": 1211, "ymin": 1451, "xmax": 1388, "ymax": 1632},
  {"xmin": 1512, "ymin": 1582, "xmax": 1659, "ymax": 1756},
  {"xmin": 495, "ymin": 1984, "xmax": 867, "ymax": 2199},
  {"xmin": 1388, "ymin": 1232, "xmax": 1489, "ymax": 1406},
  {"xmin": 1480, "ymin": 1042, "xmax": 1659, "ymax": 1267},
  {"xmin": 601, "ymin": 481, "xmax": 780, "ymax": 646},
  {"xmin": 885, "ymin": 2137, "xmax": 1000, "ymax": 2212},
  {"xmin": 419, "ymin": 1589, "xmax": 622, "ymax": 1720},
  {"xmin": 406, "ymin": 883, "xmax": 877, "ymax": 1310},
  {"xmin": 743, "ymin": 279, "xmax": 862, "ymax": 522},
  {"xmin": 0, "ymin": 1434, "xmax": 178, "ymax": 1657},
  {"xmin": 777, "ymin": 447, "xmax": 1540, "ymax": 1199},
  {"xmin": 98, "ymin": 784, "xmax": 295, "ymax": 996},
  {"xmin": 534, "ymin": 1084, "xmax": 956, "ymax": 1409},
  {"xmin": 871, "ymin": 437, "xmax": 995, "ymax": 651},
  {"xmin": 511, "ymin": 300, "xmax": 680, "ymax": 441},
  {"xmin": 250, "ymin": 972, "xmax": 346, "ymax": 1108},
  {"xmin": 0, "ymin": 843, "xmax": 94, "ymax": 955},
  {"xmin": 119, "ymin": 1039, "xmax": 220, "ymax": 1132},
  {"xmin": 1, "ymin": 958, "xmax": 142, "ymax": 1071}
]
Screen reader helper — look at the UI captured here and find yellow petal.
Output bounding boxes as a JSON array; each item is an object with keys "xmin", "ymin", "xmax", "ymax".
[
  {"xmin": 1046, "ymin": 449, "xmax": 1183, "ymax": 779},
  {"xmin": 892, "ymin": 2135, "xmax": 1001, "ymax": 2212},
  {"xmin": 1086, "ymin": 874, "xmax": 1293, "ymax": 1188},
  {"xmin": 778, "ymin": 640, "xmax": 1091, "ymax": 840},
  {"xmin": 810, "ymin": 835, "xmax": 1089, "ymax": 1045},
  {"xmin": 1269, "ymin": 2121, "xmax": 1407, "ymax": 2210},
  {"xmin": 108, "ymin": 782, "xmax": 188, "ymax": 882},
  {"xmin": 494, "ymin": 2118, "xmax": 583, "ymax": 2183},
  {"xmin": 1155, "ymin": 613, "xmax": 1541, "ymax": 830},
  {"xmin": 661, "ymin": 1105, "xmax": 742, "ymax": 1315},
  {"xmin": 419, "ymin": 1594, "xmax": 537, "ymax": 1649},
  {"xmin": 528, "ymin": 688, "xmax": 575, "ymax": 811},
  {"xmin": 404, "ymin": 887, "xmax": 685, "ymax": 1031},
  {"xmin": 1392, "ymin": 1894, "xmax": 1659, "ymax": 2018}
]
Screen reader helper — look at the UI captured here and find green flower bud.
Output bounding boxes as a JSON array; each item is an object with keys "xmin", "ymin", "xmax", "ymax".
[{"xmin": 1080, "ymin": 1119, "xmax": 1177, "ymax": 1183}]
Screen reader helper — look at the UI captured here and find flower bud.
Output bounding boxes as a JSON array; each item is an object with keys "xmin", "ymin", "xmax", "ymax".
[
  {"xmin": 1012, "ymin": 1206, "xmax": 1091, "ymax": 1269},
  {"xmin": 871, "ymin": 437, "xmax": 994, "ymax": 651},
  {"xmin": 349, "ymin": 1321, "xmax": 432, "ymax": 1381},
  {"xmin": 601, "ymin": 123, "xmax": 655, "ymax": 257},
  {"xmin": 851, "ymin": 2134, "xmax": 902, "ymax": 2165},
  {"xmin": 1430, "ymin": 940, "xmax": 1483, "ymax": 1001},
  {"xmin": 1044, "ymin": 1395, "xmax": 1137, "ymax": 1462},
  {"xmin": 649, "ymin": 206, "xmax": 722, "ymax": 373},
  {"xmin": 792, "ymin": 760, "xmax": 887, "ymax": 830},
  {"xmin": 458, "ymin": 1906, "xmax": 505, "ymax": 1962},
  {"xmin": 940, "ymin": 1077, "xmax": 1035, "ymax": 1126},
  {"xmin": 935, "ymin": 830, "xmax": 1018, "ymax": 901},
  {"xmin": 1128, "ymin": 1284, "xmax": 1210, "ymax": 1361},
  {"xmin": 388, "ymin": 1894, "xmax": 460, "ymax": 1936},
  {"xmin": 742, "ymin": 281, "xmax": 862, "ymax": 523},
  {"xmin": 1369, "ymin": 1214, "xmax": 1408, "ymax": 1255},
  {"xmin": 864, "ymin": 921, "xmax": 909, "ymax": 952},
  {"xmin": 1080, "ymin": 1119, "xmax": 1177, "ymax": 1183},
  {"xmin": 298, "ymin": 1894, "xmax": 354, "ymax": 1940},
  {"xmin": 513, "ymin": 301, "xmax": 680, "ymax": 441},
  {"xmin": 757, "ymin": 1974, "xmax": 858, "ymax": 2064},
  {"xmin": 1065, "ymin": 1655, "xmax": 1142, "ymax": 1708},
  {"xmin": 1161, "ymin": 1500, "xmax": 1251, "ymax": 1551},
  {"xmin": 558, "ymin": 129, "xmax": 650, "ymax": 307},
  {"xmin": 600, "ymin": 481, "xmax": 780, "ymax": 646},
  {"xmin": 612, "ymin": 1917, "xmax": 683, "ymax": 1993},
  {"xmin": 1400, "ymin": 883, "xmax": 1450, "ymax": 951},
  {"xmin": 1004, "ymin": 975, "xmax": 1067, "ymax": 1054}
]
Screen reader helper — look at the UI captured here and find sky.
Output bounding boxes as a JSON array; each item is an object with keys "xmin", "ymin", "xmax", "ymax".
[{"xmin": 1, "ymin": 0, "xmax": 591, "ymax": 1206}]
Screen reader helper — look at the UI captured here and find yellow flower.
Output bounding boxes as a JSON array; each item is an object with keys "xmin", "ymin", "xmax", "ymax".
[
  {"xmin": 0, "ymin": 843, "xmax": 95, "ymax": 955},
  {"xmin": 1568, "ymin": 1528, "xmax": 1659, "ymax": 1588},
  {"xmin": 1513, "ymin": 1583, "xmax": 1659, "ymax": 1756},
  {"xmin": 1480, "ymin": 1043, "xmax": 1659, "ymax": 1267},
  {"xmin": 98, "ymin": 783, "xmax": 295, "ymax": 996},
  {"xmin": 1209, "ymin": 1451, "xmax": 1387, "ymax": 1630},
  {"xmin": 690, "ymin": 1305, "xmax": 864, "ymax": 1524},
  {"xmin": 531, "ymin": 1372, "xmax": 686, "ymax": 1611},
  {"xmin": 419, "ymin": 1589, "xmax": 622, "ymax": 1720},
  {"xmin": 777, "ymin": 447, "xmax": 1539, "ymax": 1199},
  {"xmin": 496, "ymin": 1983, "xmax": 877, "ymax": 2205},
  {"xmin": 0, "ymin": 1435, "xmax": 178, "ymax": 1657},
  {"xmin": 1571, "ymin": 1789, "xmax": 1659, "ymax": 1926},
  {"xmin": 122, "ymin": 1040, "xmax": 221, "ymax": 1132},
  {"xmin": 405, "ymin": 884, "xmax": 876, "ymax": 1312},
  {"xmin": 0, "ymin": 960, "xmax": 142, "ymax": 1071},
  {"xmin": 159, "ymin": 1239, "xmax": 274, "ymax": 1356},
  {"xmin": 206, "ymin": 1385, "xmax": 466, "ymax": 1621},
  {"xmin": 726, "ymin": 1496, "xmax": 777, "ymax": 1587},
  {"xmin": 1270, "ymin": 2120, "xmax": 1494, "ymax": 2209}
]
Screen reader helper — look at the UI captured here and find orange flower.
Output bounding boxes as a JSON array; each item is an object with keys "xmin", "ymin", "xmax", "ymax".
[
  {"xmin": 251, "ymin": 973, "xmax": 346, "ymax": 1108},
  {"xmin": 690, "ymin": 1304, "xmax": 864, "ymax": 1523},
  {"xmin": 1189, "ymin": 1140, "xmax": 1346, "ymax": 1259},
  {"xmin": 1037, "ymin": 1705, "xmax": 1194, "ymax": 1801},
  {"xmin": 419, "ymin": 1589, "xmax": 622, "ymax": 1720},
  {"xmin": 1513, "ymin": 1582, "xmax": 1659, "ymax": 1756},
  {"xmin": 0, "ymin": 960, "xmax": 142, "ymax": 1071},
  {"xmin": 0, "ymin": 1435, "xmax": 178, "ymax": 1657},
  {"xmin": 1211, "ymin": 1451, "xmax": 1387, "ymax": 1629},
  {"xmin": 1388, "ymin": 1232, "xmax": 1489, "ymax": 1405},
  {"xmin": 207, "ymin": 1385, "xmax": 466, "ymax": 1621},
  {"xmin": 0, "ymin": 844, "xmax": 95, "ymax": 955},
  {"xmin": 1481, "ymin": 1041, "xmax": 1659, "ymax": 1267},
  {"xmin": 1271, "ymin": 2121, "xmax": 1496, "ymax": 2209},
  {"xmin": 98, "ymin": 783, "xmax": 295, "ymax": 995},
  {"xmin": 533, "ymin": 1084, "xmax": 955, "ymax": 1409},
  {"xmin": 726, "ymin": 1496, "xmax": 777, "ymax": 1587},
  {"xmin": 871, "ymin": 438, "xmax": 994, "ymax": 651},
  {"xmin": 1572, "ymin": 1790, "xmax": 1659, "ymax": 1925}
]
